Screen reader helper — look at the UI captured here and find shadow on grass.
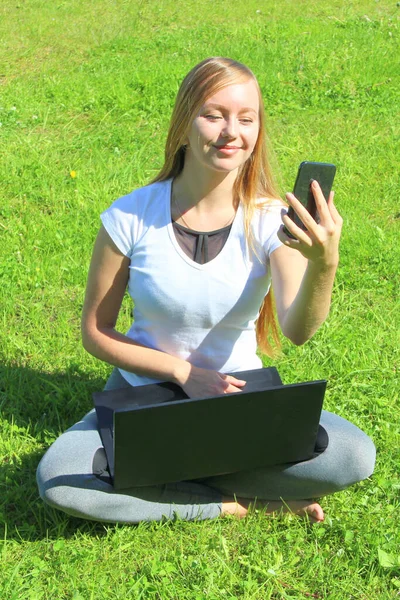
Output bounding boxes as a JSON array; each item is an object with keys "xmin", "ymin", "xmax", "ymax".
[
  {"xmin": 0, "ymin": 362, "xmax": 105, "ymax": 433},
  {"xmin": 0, "ymin": 363, "xmax": 119, "ymax": 542}
]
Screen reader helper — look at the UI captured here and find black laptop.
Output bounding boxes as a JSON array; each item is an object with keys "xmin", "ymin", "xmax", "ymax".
[{"xmin": 93, "ymin": 367, "xmax": 327, "ymax": 490}]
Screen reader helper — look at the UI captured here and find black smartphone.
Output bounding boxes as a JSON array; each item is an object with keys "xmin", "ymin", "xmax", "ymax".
[{"xmin": 283, "ymin": 161, "xmax": 336, "ymax": 238}]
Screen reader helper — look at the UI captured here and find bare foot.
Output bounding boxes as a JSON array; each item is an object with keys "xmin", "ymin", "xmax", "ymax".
[
  {"xmin": 221, "ymin": 498, "xmax": 324, "ymax": 523},
  {"xmin": 279, "ymin": 500, "xmax": 324, "ymax": 524}
]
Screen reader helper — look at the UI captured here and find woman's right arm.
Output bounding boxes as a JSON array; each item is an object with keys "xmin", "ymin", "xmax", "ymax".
[{"xmin": 81, "ymin": 226, "xmax": 245, "ymax": 396}]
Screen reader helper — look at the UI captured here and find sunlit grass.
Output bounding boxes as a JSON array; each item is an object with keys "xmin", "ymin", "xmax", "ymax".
[{"xmin": 0, "ymin": 0, "xmax": 399, "ymax": 598}]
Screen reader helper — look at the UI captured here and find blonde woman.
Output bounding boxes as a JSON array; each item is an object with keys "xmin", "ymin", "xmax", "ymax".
[{"xmin": 37, "ymin": 58, "xmax": 375, "ymax": 524}]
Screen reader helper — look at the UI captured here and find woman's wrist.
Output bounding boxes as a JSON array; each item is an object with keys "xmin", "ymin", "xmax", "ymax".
[
  {"xmin": 308, "ymin": 253, "xmax": 339, "ymax": 272},
  {"xmin": 171, "ymin": 359, "xmax": 192, "ymax": 387}
]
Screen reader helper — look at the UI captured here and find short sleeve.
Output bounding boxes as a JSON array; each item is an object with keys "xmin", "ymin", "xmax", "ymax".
[
  {"xmin": 100, "ymin": 192, "xmax": 140, "ymax": 258},
  {"xmin": 254, "ymin": 202, "xmax": 287, "ymax": 260}
]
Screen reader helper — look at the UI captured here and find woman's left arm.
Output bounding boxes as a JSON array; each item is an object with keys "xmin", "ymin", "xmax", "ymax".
[{"xmin": 270, "ymin": 180, "xmax": 343, "ymax": 345}]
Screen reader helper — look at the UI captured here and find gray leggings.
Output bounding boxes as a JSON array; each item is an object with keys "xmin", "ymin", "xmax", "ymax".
[{"xmin": 36, "ymin": 369, "xmax": 376, "ymax": 523}]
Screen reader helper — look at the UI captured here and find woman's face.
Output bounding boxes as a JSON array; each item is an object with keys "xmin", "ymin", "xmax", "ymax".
[{"xmin": 185, "ymin": 79, "xmax": 260, "ymax": 175}]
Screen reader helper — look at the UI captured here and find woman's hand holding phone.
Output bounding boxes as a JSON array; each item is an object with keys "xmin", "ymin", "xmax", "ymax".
[{"xmin": 279, "ymin": 180, "xmax": 343, "ymax": 269}]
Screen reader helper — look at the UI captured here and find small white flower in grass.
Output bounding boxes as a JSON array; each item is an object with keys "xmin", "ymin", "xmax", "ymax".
[
  {"xmin": 32, "ymin": 115, "xmax": 38, "ymax": 119},
  {"xmin": 114, "ymin": 147, "xmax": 120, "ymax": 154},
  {"xmin": 0, "ymin": 123, "xmax": 2, "ymax": 127},
  {"xmin": 256, "ymin": 9, "xmax": 261, "ymax": 13},
  {"xmin": 10, "ymin": 106, "xmax": 17, "ymax": 111}
]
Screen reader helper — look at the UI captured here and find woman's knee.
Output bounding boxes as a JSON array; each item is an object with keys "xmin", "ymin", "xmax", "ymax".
[
  {"xmin": 37, "ymin": 455, "xmax": 114, "ymax": 520},
  {"xmin": 321, "ymin": 420, "xmax": 376, "ymax": 492},
  {"xmin": 338, "ymin": 431, "xmax": 376, "ymax": 487},
  {"xmin": 37, "ymin": 476, "xmax": 73, "ymax": 513},
  {"xmin": 36, "ymin": 411, "xmax": 109, "ymax": 515}
]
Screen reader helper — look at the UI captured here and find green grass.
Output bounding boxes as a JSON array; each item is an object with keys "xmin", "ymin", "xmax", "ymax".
[{"xmin": 1, "ymin": 0, "xmax": 399, "ymax": 597}]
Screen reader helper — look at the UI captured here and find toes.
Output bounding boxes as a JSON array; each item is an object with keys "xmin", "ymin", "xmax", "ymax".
[{"xmin": 305, "ymin": 503, "xmax": 324, "ymax": 523}]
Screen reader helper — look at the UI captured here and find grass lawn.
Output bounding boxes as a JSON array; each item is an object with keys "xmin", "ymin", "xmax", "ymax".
[{"xmin": 1, "ymin": 0, "xmax": 399, "ymax": 598}]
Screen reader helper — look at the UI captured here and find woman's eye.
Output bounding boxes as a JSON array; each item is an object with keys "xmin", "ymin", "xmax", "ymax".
[
  {"xmin": 240, "ymin": 118, "xmax": 253, "ymax": 124},
  {"xmin": 205, "ymin": 115, "xmax": 222, "ymax": 121}
]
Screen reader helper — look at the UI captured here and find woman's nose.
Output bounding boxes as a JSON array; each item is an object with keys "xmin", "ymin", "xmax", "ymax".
[{"xmin": 221, "ymin": 117, "xmax": 237, "ymax": 138}]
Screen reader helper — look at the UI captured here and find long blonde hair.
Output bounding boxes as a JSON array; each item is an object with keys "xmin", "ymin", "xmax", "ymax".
[{"xmin": 152, "ymin": 57, "xmax": 281, "ymax": 356}]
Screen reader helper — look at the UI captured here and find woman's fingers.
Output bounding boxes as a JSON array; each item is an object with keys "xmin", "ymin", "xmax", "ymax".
[
  {"xmin": 182, "ymin": 368, "xmax": 246, "ymax": 398},
  {"xmin": 220, "ymin": 374, "xmax": 246, "ymax": 393},
  {"xmin": 310, "ymin": 180, "xmax": 332, "ymax": 225},
  {"xmin": 280, "ymin": 214, "xmax": 313, "ymax": 246},
  {"xmin": 284, "ymin": 181, "xmax": 341, "ymax": 239},
  {"xmin": 285, "ymin": 192, "xmax": 316, "ymax": 234},
  {"xmin": 222, "ymin": 375, "xmax": 246, "ymax": 386},
  {"xmin": 225, "ymin": 384, "xmax": 245, "ymax": 393},
  {"xmin": 327, "ymin": 191, "xmax": 343, "ymax": 228},
  {"xmin": 280, "ymin": 183, "xmax": 342, "ymax": 266}
]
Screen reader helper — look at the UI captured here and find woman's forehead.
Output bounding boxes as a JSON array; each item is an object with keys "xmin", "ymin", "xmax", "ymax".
[{"xmin": 203, "ymin": 80, "xmax": 260, "ymax": 111}]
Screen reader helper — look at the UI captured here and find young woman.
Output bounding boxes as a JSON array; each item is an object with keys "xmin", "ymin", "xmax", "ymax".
[{"xmin": 37, "ymin": 57, "xmax": 375, "ymax": 524}]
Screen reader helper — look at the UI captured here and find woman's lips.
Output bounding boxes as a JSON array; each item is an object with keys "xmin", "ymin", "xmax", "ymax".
[{"xmin": 214, "ymin": 145, "xmax": 242, "ymax": 154}]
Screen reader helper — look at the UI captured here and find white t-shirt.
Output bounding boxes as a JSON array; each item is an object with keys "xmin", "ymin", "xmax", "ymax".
[{"xmin": 101, "ymin": 179, "xmax": 284, "ymax": 387}]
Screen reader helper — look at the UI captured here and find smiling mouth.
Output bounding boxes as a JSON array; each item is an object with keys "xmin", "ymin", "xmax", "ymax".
[{"xmin": 214, "ymin": 145, "xmax": 242, "ymax": 150}]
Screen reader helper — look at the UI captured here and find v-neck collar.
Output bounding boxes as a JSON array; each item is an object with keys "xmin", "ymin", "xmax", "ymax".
[{"xmin": 165, "ymin": 179, "xmax": 242, "ymax": 271}]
